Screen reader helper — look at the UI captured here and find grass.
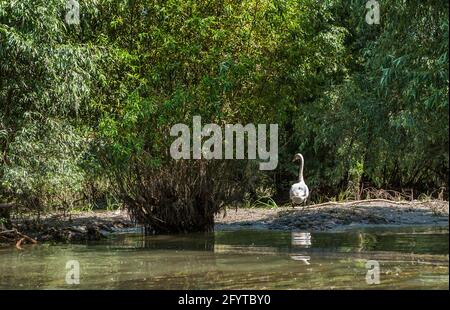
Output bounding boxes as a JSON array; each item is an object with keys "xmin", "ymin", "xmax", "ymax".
[{"xmin": 241, "ymin": 197, "xmax": 280, "ymax": 209}]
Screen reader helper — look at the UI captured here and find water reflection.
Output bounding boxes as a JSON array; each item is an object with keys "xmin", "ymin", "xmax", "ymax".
[
  {"xmin": 291, "ymin": 232, "xmax": 312, "ymax": 247},
  {"xmin": 0, "ymin": 226, "xmax": 448, "ymax": 289},
  {"xmin": 290, "ymin": 255, "xmax": 311, "ymax": 264},
  {"xmin": 290, "ymin": 232, "xmax": 312, "ymax": 264}
]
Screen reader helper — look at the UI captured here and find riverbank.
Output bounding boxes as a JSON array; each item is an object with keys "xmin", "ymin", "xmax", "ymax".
[
  {"xmin": 1, "ymin": 200, "xmax": 448, "ymax": 246},
  {"xmin": 215, "ymin": 200, "xmax": 449, "ymax": 231},
  {"xmin": 1, "ymin": 210, "xmax": 135, "ymax": 246}
]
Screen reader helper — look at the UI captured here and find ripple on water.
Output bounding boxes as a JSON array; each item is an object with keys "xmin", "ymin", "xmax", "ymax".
[{"xmin": 0, "ymin": 226, "xmax": 448, "ymax": 289}]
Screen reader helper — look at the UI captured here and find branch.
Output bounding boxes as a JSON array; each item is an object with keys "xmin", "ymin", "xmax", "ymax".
[
  {"xmin": 307, "ymin": 199, "xmax": 442, "ymax": 208},
  {"xmin": 0, "ymin": 229, "xmax": 37, "ymax": 247}
]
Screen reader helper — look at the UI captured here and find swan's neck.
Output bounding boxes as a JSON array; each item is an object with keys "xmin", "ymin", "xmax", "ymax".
[{"xmin": 298, "ymin": 154, "xmax": 304, "ymax": 183}]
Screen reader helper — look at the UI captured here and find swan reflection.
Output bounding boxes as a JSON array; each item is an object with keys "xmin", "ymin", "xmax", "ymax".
[
  {"xmin": 290, "ymin": 255, "xmax": 311, "ymax": 265},
  {"xmin": 290, "ymin": 232, "xmax": 312, "ymax": 264},
  {"xmin": 291, "ymin": 232, "xmax": 311, "ymax": 247}
]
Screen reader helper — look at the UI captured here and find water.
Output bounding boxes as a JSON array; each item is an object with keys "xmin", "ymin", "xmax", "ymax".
[{"xmin": 0, "ymin": 226, "xmax": 448, "ymax": 289}]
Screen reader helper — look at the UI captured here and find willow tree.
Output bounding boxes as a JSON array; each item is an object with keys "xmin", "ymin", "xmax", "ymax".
[
  {"xmin": 0, "ymin": 0, "xmax": 101, "ymax": 212},
  {"xmin": 90, "ymin": 0, "xmax": 349, "ymax": 232},
  {"xmin": 295, "ymin": 0, "xmax": 449, "ymax": 198},
  {"xmin": 1, "ymin": 0, "xmax": 446, "ymax": 232}
]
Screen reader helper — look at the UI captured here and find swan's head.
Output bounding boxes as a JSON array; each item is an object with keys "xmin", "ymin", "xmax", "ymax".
[{"xmin": 292, "ymin": 153, "xmax": 304, "ymax": 162}]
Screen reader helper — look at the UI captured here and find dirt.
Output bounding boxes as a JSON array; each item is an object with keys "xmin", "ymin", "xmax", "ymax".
[
  {"xmin": 6, "ymin": 210, "xmax": 136, "ymax": 243},
  {"xmin": 215, "ymin": 200, "xmax": 449, "ymax": 231}
]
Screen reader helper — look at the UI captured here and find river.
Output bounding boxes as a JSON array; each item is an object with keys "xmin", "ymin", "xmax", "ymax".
[{"xmin": 0, "ymin": 226, "xmax": 448, "ymax": 289}]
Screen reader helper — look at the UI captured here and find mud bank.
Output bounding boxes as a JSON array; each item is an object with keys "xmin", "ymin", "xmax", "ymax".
[
  {"xmin": 2, "ymin": 210, "xmax": 135, "ymax": 245},
  {"xmin": 215, "ymin": 200, "xmax": 449, "ymax": 231}
]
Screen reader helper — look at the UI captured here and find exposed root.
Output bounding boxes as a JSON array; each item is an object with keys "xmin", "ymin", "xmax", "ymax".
[
  {"xmin": 15, "ymin": 238, "xmax": 25, "ymax": 250},
  {"xmin": 0, "ymin": 229, "xmax": 37, "ymax": 248},
  {"xmin": 124, "ymin": 160, "xmax": 251, "ymax": 234}
]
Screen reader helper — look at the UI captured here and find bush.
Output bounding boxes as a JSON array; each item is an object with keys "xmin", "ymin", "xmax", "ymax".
[{"xmin": 1, "ymin": 117, "xmax": 87, "ymax": 215}]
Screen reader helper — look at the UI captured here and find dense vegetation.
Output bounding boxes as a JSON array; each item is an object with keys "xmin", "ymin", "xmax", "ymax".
[{"xmin": 0, "ymin": 0, "xmax": 448, "ymax": 232}]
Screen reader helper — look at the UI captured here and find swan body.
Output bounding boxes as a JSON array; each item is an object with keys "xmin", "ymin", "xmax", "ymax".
[
  {"xmin": 290, "ymin": 153, "xmax": 309, "ymax": 205},
  {"xmin": 290, "ymin": 181, "xmax": 309, "ymax": 204}
]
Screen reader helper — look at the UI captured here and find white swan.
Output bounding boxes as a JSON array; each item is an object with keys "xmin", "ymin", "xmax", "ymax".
[{"xmin": 290, "ymin": 153, "xmax": 309, "ymax": 206}]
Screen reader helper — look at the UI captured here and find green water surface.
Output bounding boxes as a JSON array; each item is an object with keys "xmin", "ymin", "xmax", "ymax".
[{"xmin": 0, "ymin": 226, "xmax": 448, "ymax": 289}]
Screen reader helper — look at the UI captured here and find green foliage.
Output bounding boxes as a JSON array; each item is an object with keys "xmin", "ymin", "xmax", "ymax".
[
  {"xmin": 2, "ymin": 116, "xmax": 87, "ymax": 210},
  {"xmin": 0, "ymin": 0, "xmax": 102, "ymax": 211},
  {"xmin": 0, "ymin": 0, "xmax": 448, "ymax": 229},
  {"xmin": 294, "ymin": 0, "xmax": 449, "ymax": 199}
]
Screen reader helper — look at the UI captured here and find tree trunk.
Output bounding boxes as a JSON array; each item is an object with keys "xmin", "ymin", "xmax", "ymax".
[{"xmin": 0, "ymin": 203, "xmax": 14, "ymax": 230}]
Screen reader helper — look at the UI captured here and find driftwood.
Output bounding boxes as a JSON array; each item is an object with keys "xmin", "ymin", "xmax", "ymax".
[
  {"xmin": 306, "ymin": 198, "xmax": 442, "ymax": 208},
  {"xmin": 0, "ymin": 229, "xmax": 37, "ymax": 250}
]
